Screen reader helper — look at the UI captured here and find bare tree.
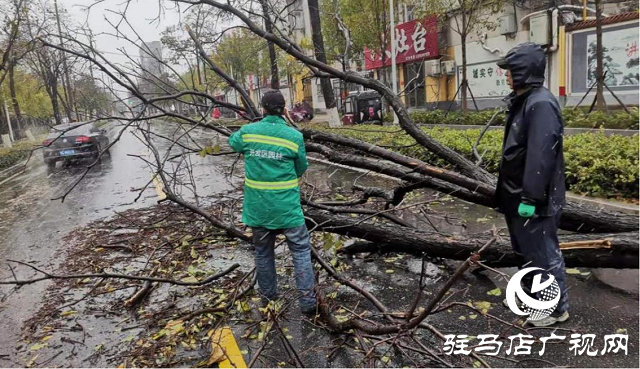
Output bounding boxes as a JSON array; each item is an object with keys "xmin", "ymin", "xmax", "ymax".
[
  {"xmin": 259, "ymin": 0, "xmax": 281, "ymax": 89},
  {"xmin": 1, "ymin": 2, "xmax": 636, "ymax": 365},
  {"xmin": 594, "ymin": 0, "xmax": 606, "ymax": 111},
  {"xmin": 308, "ymin": 0, "xmax": 341, "ymax": 127}
]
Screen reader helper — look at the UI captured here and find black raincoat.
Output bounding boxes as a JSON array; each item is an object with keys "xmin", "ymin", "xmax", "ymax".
[
  {"xmin": 495, "ymin": 43, "xmax": 566, "ymax": 217},
  {"xmin": 494, "ymin": 43, "xmax": 569, "ymax": 317}
]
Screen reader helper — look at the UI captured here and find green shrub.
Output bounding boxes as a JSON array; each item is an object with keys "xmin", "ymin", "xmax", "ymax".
[
  {"xmin": 310, "ymin": 124, "xmax": 639, "ymax": 199},
  {"xmin": 564, "ymin": 132, "xmax": 639, "ymax": 198},
  {"xmin": 0, "ymin": 141, "xmax": 38, "ymax": 172},
  {"xmin": 405, "ymin": 107, "xmax": 639, "ymax": 129}
]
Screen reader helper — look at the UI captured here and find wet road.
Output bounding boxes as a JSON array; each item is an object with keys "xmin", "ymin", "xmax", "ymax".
[
  {"xmin": 0, "ymin": 120, "xmax": 638, "ymax": 367},
  {"xmin": 0, "ymin": 122, "xmax": 236, "ymax": 364}
]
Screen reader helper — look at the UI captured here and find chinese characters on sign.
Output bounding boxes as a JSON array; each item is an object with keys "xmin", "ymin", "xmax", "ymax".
[
  {"xmin": 364, "ymin": 17, "xmax": 438, "ymax": 70},
  {"xmin": 460, "ymin": 61, "xmax": 512, "ymax": 98},
  {"xmin": 248, "ymin": 149, "xmax": 283, "ymax": 161},
  {"xmin": 443, "ymin": 334, "xmax": 628, "ymax": 356}
]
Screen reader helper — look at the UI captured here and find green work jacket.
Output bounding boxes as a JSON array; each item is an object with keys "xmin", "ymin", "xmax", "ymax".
[{"xmin": 228, "ymin": 115, "xmax": 308, "ymax": 230}]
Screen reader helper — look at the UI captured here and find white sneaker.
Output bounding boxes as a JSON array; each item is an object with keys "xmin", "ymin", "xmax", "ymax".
[
  {"xmin": 503, "ymin": 296, "xmax": 522, "ymax": 309},
  {"xmin": 526, "ymin": 311, "xmax": 570, "ymax": 327}
]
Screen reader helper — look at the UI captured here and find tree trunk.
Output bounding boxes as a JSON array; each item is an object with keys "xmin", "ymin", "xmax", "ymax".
[
  {"xmin": 303, "ymin": 129, "xmax": 638, "ymax": 233},
  {"xmin": 594, "ymin": 0, "xmax": 606, "ymax": 111},
  {"xmin": 460, "ymin": 21, "xmax": 468, "ymax": 112},
  {"xmin": 308, "ymin": 0, "xmax": 341, "ymax": 127},
  {"xmin": 260, "ymin": 0, "xmax": 280, "ymax": 90},
  {"xmin": 54, "ymin": 0, "xmax": 77, "ymax": 121},
  {"xmin": 305, "ymin": 210, "xmax": 639, "ymax": 269},
  {"xmin": 8, "ymin": 59, "xmax": 21, "ymax": 131}
]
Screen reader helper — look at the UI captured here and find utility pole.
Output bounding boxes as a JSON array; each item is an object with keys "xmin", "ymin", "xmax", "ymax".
[
  {"xmin": 389, "ymin": 0, "xmax": 398, "ymax": 124},
  {"xmin": 54, "ymin": 0, "xmax": 78, "ymax": 121}
]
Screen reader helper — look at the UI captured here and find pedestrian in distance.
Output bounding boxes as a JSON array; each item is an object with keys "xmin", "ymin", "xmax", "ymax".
[
  {"xmin": 228, "ymin": 90, "xmax": 316, "ymax": 315},
  {"xmin": 495, "ymin": 42, "xmax": 569, "ymax": 327}
]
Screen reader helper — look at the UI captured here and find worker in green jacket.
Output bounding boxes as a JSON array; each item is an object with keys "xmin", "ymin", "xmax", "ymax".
[{"xmin": 228, "ymin": 90, "xmax": 316, "ymax": 314}]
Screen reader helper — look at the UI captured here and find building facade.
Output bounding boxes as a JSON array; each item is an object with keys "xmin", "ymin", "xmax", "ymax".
[{"xmin": 215, "ymin": 1, "xmax": 638, "ymax": 115}]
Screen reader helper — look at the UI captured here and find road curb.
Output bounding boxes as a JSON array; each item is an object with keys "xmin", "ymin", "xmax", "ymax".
[
  {"xmin": 309, "ymin": 156, "xmax": 638, "ymax": 214},
  {"xmin": 0, "ymin": 160, "xmax": 27, "ymax": 185},
  {"xmin": 566, "ymin": 193, "xmax": 638, "ymax": 214}
]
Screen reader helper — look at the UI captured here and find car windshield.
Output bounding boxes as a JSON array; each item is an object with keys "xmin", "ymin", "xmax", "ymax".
[{"xmin": 47, "ymin": 123, "xmax": 92, "ymax": 138}]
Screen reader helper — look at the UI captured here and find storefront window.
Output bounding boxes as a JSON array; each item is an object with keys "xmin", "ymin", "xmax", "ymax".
[{"xmin": 403, "ymin": 62, "xmax": 426, "ymax": 108}]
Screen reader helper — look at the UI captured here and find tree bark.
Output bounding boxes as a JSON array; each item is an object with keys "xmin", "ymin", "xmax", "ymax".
[
  {"xmin": 594, "ymin": 0, "xmax": 606, "ymax": 111},
  {"xmin": 460, "ymin": 20, "xmax": 468, "ymax": 112},
  {"xmin": 308, "ymin": 0, "xmax": 341, "ymax": 127},
  {"xmin": 54, "ymin": 0, "xmax": 77, "ymax": 121},
  {"xmin": 305, "ymin": 210, "xmax": 639, "ymax": 269},
  {"xmin": 8, "ymin": 58, "xmax": 21, "ymax": 131},
  {"xmin": 303, "ymin": 130, "xmax": 639, "ymax": 233},
  {"xmin": 260, "ymin": 0, "xmax": 280, "ymax": 90}
]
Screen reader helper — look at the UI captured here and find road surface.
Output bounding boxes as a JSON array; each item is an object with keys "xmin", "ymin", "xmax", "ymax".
[{"xmin": 0, "ymin": 121, "xmax": 637, "ymax": 367}]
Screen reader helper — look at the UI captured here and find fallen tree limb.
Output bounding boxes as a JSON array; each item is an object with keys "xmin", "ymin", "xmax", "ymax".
[
  {"xmin": 304, "ymin": 130, "xmax": 638, "ymax": 234},
  {"xmin": 318, "ymin": 237, "xmax": 496, "ymax": 335},
  {"xmin": 0, "ymin": 260, "xmax": 240, "ymax": 286},
  {"xmin": 304, "ymin": 210, "xmax": 639, "ymax": 268}
]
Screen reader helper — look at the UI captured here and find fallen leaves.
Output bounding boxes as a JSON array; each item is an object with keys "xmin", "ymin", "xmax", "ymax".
[
  {"xmin": 487, "ymin": 287, "xmax": 502, "ymax": 296},
  {"xmin": 29, "ymin": 343, "xmax": 48, "ymax": 352},
  {"xmin": 153, "ymin": 319, "xmax": 185, "ymax": 340}
]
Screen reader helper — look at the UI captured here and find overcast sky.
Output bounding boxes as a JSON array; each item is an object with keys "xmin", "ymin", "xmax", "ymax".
[
  {"xmin": 68, "ymin": 0, "xmax": 182, "ymax": 62},
  {"xmin": 63, "ymin": 0, "xmax": 184, "ymax": 96}
]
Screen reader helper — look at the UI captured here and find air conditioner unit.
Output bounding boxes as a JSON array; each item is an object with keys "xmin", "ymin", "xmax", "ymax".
[
  {"xmin": 529, "ymin": 13, "xmax": 550, "ymax": 45},
  {"xmin": 425, "ymin": 60, "xmax": 441, "ymax": 76},
  {"xmin": 498, "ymin": 13, "xmax": 517, "ymax": 35},
  {"xmin": 441, "ymin": 60, "xmax": 456, "ymax": 75}
]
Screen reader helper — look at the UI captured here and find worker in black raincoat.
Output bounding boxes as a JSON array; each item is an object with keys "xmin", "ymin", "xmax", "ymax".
[{"xmin": 495, "ymin": 43, "xmax": 569, "ymax": 327}]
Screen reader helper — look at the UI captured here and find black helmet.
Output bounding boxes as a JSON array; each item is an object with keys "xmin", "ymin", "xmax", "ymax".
[
  {"xmin": 261, "ymin": 89, "xmax": 286, "ymax": 115},
  {"xmin": 496, "ymin": 42, "xmax": 546, "ymax": 89}
]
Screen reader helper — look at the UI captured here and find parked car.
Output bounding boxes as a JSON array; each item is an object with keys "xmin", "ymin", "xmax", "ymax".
[
  {"xmin": 340, "ymin": 91, "xmax": 383, "ymax": 125},
  {"xmin": 42, "ymin": 122, "xmax": 109, "ymax": 168}
]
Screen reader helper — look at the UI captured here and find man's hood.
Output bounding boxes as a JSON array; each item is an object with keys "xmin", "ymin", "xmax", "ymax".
[{"xmin": 497, "ymin": 42, "xmax": 546, "ymax": 89}]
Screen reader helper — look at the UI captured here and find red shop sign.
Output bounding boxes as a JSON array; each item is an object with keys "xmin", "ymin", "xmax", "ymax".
[{"xmin": 364, "ymin": 16, "xmax": 438, "ymax": 70}]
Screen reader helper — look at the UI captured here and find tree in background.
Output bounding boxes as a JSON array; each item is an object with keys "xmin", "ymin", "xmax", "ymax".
[
  {"xmin": 210, "ymin": 29, "xmax": 270, "ymax": 91},
  {"xmin": 421, "ymin": 0, "xmax": 503, "ymax": 112},
  {"xmin": 594, "ymin": 0, "xmax": 606, "ymax": 111},
  {"xmin": 1, "ymin": 67, "xmax": 53, "ymax": 120},
  {"xmin": 73, "ymin": 75, "xmax": 113, "ymax": 118},
  {"xmin": 308, "ymin": 0, "xmax": 340, "ymax": 126},
  {"xmin": 259, "ymin": 0, "xmax": 280, "ymax": 89},
  {"xmin": 321, "ymin": 0, "xmax": 393, "ymax": 86}
]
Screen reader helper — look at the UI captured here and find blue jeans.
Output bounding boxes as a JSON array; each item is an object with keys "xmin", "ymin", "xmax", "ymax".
[
  {"xmin": 252, "ymin": 224, "xmax": 316, "ymax": 309},
  {"xmin": 505, "ymin": 211, "xmax": 569, "ymax": 314}
]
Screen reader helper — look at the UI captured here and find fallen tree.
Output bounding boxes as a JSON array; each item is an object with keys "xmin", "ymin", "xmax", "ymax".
[{"xmin": 305, "ymin": 209, "xmax": 639, "ymax": 269}]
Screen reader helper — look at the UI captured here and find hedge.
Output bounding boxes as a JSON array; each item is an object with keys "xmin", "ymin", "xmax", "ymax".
[
  {"xmin": 382, "ymin": 108, "xmax": 639, "ymax": 130},
  {"xmin": 310, "ymin": 124, "xmax": 639, "ymax": 200},
  {"xmin": 0, "ymin": 141, "xmax": 38, "ymax": 172}
]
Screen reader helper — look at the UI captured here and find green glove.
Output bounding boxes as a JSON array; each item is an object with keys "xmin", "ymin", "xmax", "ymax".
[{"xmin": 518, "ymin": 203, "xmax": 536, "ymax": 218}]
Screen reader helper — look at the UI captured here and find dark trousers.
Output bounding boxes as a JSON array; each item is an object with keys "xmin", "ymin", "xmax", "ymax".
[
  {"xmin": 505, "ymin": 211, "xmax": 569, "ymax": 314},
  {"xmin": 251, "ymin": 225, "xmax": 316, "ymax": 309}
]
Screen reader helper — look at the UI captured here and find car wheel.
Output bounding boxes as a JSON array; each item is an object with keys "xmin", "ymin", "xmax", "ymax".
[{"xmin": 92, "ymin": 143, "xmax": 101, "ymax": 161}]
